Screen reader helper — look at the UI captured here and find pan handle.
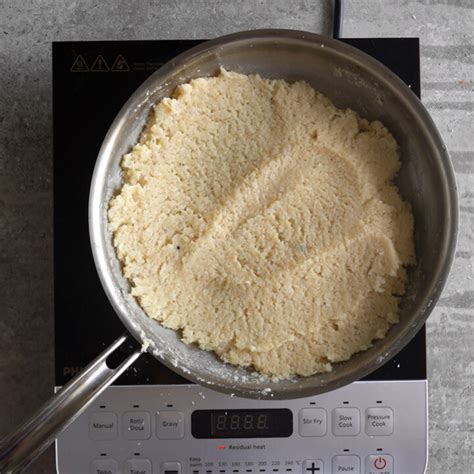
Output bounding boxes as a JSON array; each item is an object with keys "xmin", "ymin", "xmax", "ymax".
[{"xmin": 0, "ymin": 333, "xmax": 142, "ymax": 473}]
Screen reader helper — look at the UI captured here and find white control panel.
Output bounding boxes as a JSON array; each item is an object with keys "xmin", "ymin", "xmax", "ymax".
[{"xmin": 55, "ymin": 380, "xmax": 427, "ymax": 474}]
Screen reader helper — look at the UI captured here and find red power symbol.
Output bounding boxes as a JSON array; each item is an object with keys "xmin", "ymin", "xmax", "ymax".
[{"xmin": 374, "ymin": 457, "xmax": 387, "ymax": 470}]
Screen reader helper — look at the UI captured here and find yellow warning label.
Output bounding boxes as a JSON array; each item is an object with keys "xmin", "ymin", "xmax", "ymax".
[
  {"xmin": 111, "ymin": 54, "xmax": 130, "ymax": 72},
  {"xmin": 70, "ymin": 55, "xmax": 89, "ymax": 72},
  {"xmin": 90, "ymin": 55, "xmax": 109, "ymax": 72}
]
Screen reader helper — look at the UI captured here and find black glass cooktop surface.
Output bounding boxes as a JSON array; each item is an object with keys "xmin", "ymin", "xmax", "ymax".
[{"xmin": 53, "ymin": 38, "xmax": 426, "ymax": 386}]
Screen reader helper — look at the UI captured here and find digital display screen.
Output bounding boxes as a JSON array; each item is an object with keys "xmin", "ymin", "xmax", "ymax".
[{"xmin": 191, "ymin": 409, "xmax": 293, "ymax": 439}]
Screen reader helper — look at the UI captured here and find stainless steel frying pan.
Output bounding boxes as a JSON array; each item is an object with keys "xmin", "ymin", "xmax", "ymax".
[{"xmin": 0, "ymin": 30, "xmax": 457, "ymax": 472}]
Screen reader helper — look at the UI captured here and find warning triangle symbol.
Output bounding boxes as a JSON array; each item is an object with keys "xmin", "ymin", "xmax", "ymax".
[
  {"xmin": 111, "ymin": 54, "xmax": 130, "ymax": 72},
  {"xmin": 90, "ymin": 55, "xmax": 109, "ymax": 72},
  {"xmin": 70, "ymin": 55, "xmax": 89, "ymax": 72}
]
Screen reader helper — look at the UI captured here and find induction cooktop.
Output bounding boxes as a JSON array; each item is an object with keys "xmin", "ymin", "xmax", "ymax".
[{"xmin": 53, "ymin": 38, "xmax": 428, "ymax": 474}]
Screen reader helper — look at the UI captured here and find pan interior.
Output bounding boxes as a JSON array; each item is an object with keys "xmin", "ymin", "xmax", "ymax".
[{"xmin": 89, "ymin": 31, "xmax": 456, "ymax": 399}]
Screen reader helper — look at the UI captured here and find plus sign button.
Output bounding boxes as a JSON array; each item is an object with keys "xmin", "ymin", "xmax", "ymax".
[
  {"xmin": 302, "ymin": 459, "xmax": 323, "ymax": 473},
  {"xmin": 366, "ymin": 454, "xmax": 393, "ymax": 474}
]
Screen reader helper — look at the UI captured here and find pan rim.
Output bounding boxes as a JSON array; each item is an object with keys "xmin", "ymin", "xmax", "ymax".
[{"xmin": 88, "ymin": 29, "xmax": 458, "ymax": 399}]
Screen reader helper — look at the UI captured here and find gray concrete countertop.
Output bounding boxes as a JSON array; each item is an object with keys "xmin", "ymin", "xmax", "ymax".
[{"xmin": 0, "ymin": 1, "xmax": 472, "ymax": 472}]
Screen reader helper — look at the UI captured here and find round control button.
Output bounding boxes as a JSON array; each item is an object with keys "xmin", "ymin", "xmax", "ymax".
[
  {"xmin": 374, "ymin": 456, "xmax": 387, "ymax": 470},
  {"xmin": 365, "ymin": 454, "xmax": 393, "ymax": 474}
]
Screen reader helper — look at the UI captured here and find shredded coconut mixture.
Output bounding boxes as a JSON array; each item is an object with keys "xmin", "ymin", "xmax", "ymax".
[{"xmin": 108, "ymin": 69, "xmax": 415, "ymax": 378}]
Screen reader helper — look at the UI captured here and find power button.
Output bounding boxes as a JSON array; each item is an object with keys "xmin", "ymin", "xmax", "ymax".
[{"xmin": 365, "ymin": 454, "xmax": 393, "ymax": 474}]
